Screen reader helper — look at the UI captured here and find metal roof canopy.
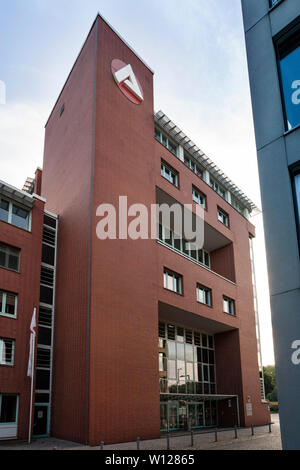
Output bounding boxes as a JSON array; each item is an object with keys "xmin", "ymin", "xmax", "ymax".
[
  {"xmin": 155, "ymin": 111, "xmax": 258, "ymax": 214},
  {"xmin": 0, "ymin": 180, "xmax": 35, "ymax": 209},
  {"xmin": 160, "ymin": 393, "xmax": 238, "ymax": 401}
]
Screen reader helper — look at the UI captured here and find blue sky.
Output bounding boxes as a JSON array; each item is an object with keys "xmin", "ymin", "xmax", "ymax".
[{"xmin": 0, "ymin": 0, "xmax": 275, "ymax": 364}]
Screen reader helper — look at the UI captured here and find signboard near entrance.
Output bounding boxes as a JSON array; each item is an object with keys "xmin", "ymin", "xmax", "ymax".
[{"xmin": 246, "ymin": 403, "xmax": 253, "ymax": 417}]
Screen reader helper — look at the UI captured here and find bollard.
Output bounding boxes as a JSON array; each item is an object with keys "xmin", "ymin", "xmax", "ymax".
[
  {"xmin": 166, "ymin": 432, "xmax": 170, "ymax": 450},
  {"xmin": 137, "ymin": 437, "xmax": 140, "ymax": 450},
  {"xmin": 269, "ymin": 423, "xmax": 272, "ymax": 433},
  {"xmin": 214, "ymin": 429, "xmax": 218, "ymax": 442},
  {"xmin": 251, "ymin": 424, "xmax": 254, "ymax": 436},
  {"xmin": 100, "ymin": 441, "xmax": 104, "ymax": 450},
  {"xmin": 190, "ymin": 430, "xmax": 194, "ymax": 447},
  {"xmin": 234, "ymin": 426, "xmax": 238, "ymax": 439}
]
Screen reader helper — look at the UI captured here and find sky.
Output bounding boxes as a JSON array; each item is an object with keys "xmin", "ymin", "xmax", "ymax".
[{"xmin": 0, "ymin": 0, "xmax": 275, "ymax": 365}]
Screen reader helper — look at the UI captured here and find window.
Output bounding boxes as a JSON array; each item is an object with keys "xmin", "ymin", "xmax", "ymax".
[
  {"xmin": 155, "ymin": 127, "xmax": 178, "ymax": 156},
  {"xmin": 184, "ymin": 156, "xmax": 204, "ymax": 180},
  {"xmin": 223, "ymin": 296, "xmax": 235, "ymax": 316},
  {"xmin": 217, "ymin": 207, "xmax": 229, "ymax": 227},
  {"xmin": 164, "ymin": 268, "xmax": 182, "ymax": 295},
  {"xmin": 197, "ymin": 284, "xmax": 212, "ymax": 306},
  {"xmin": 0, "ymin": 291, "xmax": 17, "ymax": 318},
  {"xmin": 231, "ymin": 195, "xmax": 244, "ymax": 215},
  {"xmin": 161, "ymin": 161, "xmax": 179, "ymax": 187},
  {"xmin": 277, "ymin": 25, "xmax": 300, "ymax": 131},
  {"xmin": 158, "ymin": 224, "xmax": 210, "ymax": 268},
  {"xmin": 209, "ymin": 177, "xmax": 226, "ymax": 199},
  {"xmin": 0, "ymin": 243, "xmax": 20, "ymax": 272},
  {"xmin": 158, "ymin": 321, "xmax": 216, "ymax": 397},
  {"xmin": 0, "ymin": 338, "xmax": 15, "ymax": 366},
  {"xmin": 0, "ymin": 197, "xmax": 30, "ymax": 231},
  {"xmin": 0, "ymin": 395, "xmax": 18, "ymax": 423},
  {"xmin": 192, "ymin": 187, "xmax": 206, "ymax": 209}
]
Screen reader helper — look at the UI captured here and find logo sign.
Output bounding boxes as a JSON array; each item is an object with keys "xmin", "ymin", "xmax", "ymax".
[
  {"xmin": 111, "ymin": 59, "xmax": 143, "ymax": 105},
  {"xmin": 280, "ymin": 45, "xmax": 300, "ymax": 130}
]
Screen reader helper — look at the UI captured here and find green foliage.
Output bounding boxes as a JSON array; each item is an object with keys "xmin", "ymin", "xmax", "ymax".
[
  {"xmin": 263, "ymin": 365, "xmax": 276, "ymax": 397},
  {"xmin": 269, "ymin": 402, "xmax": 278, "ymax": 413},
  {"xmin": 267, "ymin": 386, "xmax": 278, "ymax": 402}
]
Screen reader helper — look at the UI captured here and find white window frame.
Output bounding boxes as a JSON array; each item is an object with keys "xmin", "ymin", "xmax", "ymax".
[
  {"xmin": 161, "ymin": 161, "xmax": 179, "ymax": 187},
  {"xmin": 197, "ymin": 284, "xmax": 212, "ymax": 306},
  {"xmin": 223, "ymin": 296, "xmax": 235, "ymax": 316},
  {"xmin": 0, "ymin": 244, "xmax": 20, "ymax": 272},
  {"xmin": 0, "ymin": 196, "xmax": 31, "ymax": 232},
  {"xmin": 164, "ymin": 268, "xmax": 182, "ymax": 295},
  {"xmin": 210, "ymin": 177, "xmax": 226, "ymax": 199},
  {"xmin": 192, "ymin": 187, "xmax": 206, "ymax": 209},
  {"xmin": 0, "ymin": 394, "xmax": 19, "ymax": 426},
  {"xmin": 0, "ymin": 291, "xmax": 17, "ymax": 319},
  {"xmin": 155, "ymin": 128, "xmax": 178, "ymax": 156},
  {"xmin": 217, "ymin": 208, "xmax": 229, "ymax": 227},
  {"xmin": 0, "ymin": 338, "xmax": 15, "ymax": 366}
]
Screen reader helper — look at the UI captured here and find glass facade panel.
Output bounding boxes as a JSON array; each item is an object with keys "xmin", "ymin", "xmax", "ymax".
[{"xmin": 279, "ymin": 41, "xmax": 300, "ymax": 130}]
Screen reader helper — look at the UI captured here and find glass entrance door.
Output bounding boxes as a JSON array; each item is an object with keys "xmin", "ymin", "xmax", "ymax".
[
  {"xmin": 168, "ymin": 402, "xmax": 179, "ymax": 430},
  {"xmin": 197, "ymin": 402, "xmax": 205, "ymax": 428}
]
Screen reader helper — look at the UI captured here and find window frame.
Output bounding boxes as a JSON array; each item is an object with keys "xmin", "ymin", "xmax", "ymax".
[
  {"xmin": 0, "ymin": 290, "xmax": 18, "ymax": 319},
  {"xmin": 0, "ymin": 394, "xmax": 19, "ymax": 425},
  {"xmin": 155, "ymin": 127, "xmax": 178, "ymax": 157},
  {"xmin": 196, "ymin": 284, "xmax": 212, "ymax": 307},
  {"xmin": 0, "ymin": 196, "xmax": 31, "ymax": 232},
  {"xmin": 192, "ymin": 186, "xmax": 207, "ymax": 209},
  {"xmin": 223, "ymin": 296, "xmax": 236, "ymax": 316},
  {"xmin": 163, "ymin": 268, "xmax": 183, "ymax": 295},
  {"xmin": 158, "ymin": 224, "xmax": 211, "ymax": 269},
  {"xmin": 0, "ymin": 337, "xmax": 15, "ymax": 366},
  {"xmin": 0, "ymin": 243, "xmax": 21, "ymax": 273},
  {"xmin": 209, "ymin": 177, "xmax": 226, "ymax": 200},
  {"xmin": 161, "ymin": 160, "xmax": 179, "ymax": 188},
  {"xmin": 217, "ymin": 207, "xmax": 229, "ymax": 228}
]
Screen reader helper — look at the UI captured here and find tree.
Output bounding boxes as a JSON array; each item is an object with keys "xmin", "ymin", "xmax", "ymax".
[{"xmin": 263, "ymin": 365, "xmax": 276, "ymax": 398}]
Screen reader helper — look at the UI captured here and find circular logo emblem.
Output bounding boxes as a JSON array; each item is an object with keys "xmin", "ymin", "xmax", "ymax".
[{"xmin": 111, "ymin": 59, "xmax": 144, "ymax": 105}]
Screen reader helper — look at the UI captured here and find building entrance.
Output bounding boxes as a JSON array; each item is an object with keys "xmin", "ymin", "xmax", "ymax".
[{"xmin": 160, "ymin": 399, "xmax": 215, "ymax": 431}]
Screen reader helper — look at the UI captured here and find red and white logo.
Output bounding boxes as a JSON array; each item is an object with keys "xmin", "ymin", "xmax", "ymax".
[{"xmin": 111, "ymin": 59, "xmax": 144, "ymax": 105}]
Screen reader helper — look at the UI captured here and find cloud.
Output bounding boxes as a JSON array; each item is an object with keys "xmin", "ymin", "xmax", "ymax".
[{"xmin": 0, "ymin": 102, "xmax": 49, "ymax": 189}]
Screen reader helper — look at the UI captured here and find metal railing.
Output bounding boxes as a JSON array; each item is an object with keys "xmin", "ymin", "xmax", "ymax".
[{"xmin": 99, "ymin": 422, "xmax": 274, "ymax": 450}]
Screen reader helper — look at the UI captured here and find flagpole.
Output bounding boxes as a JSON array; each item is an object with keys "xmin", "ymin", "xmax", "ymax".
[{"xmin": 28, "ymin": 307, "xmax": 36, "ymax": 444}]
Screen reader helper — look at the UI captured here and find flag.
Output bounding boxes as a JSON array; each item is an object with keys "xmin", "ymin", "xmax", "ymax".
[{"xmin": 27, "ymin": 308, "xmax": 36, "ymax": 378}]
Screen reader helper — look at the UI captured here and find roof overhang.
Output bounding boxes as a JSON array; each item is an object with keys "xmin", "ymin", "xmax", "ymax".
[
  {"xmin": 155, "ymin": 111, "xmax": 258, "ymax": 214},
  {"xmin": 0, "ymin": 180, "xmax": 35, "ymax": 209}
]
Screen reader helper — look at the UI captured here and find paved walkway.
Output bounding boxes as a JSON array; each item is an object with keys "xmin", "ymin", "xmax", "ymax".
[{"xmin": 0, "ymin": 414, "xmax": 281, "ymax": 451}]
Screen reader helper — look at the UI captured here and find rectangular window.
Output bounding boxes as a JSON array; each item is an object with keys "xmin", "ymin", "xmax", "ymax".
[
  {"xmin": 223, "ymin": 296, "xmax": 235, "ymax": 316},
  {"xmin": 0, "ymin": 243, "xmax": 20, "ymax": 272},
  {"xmin": 155, "ymin": 127, "xmax": 178, "ymax": 156},
  {"xmin": 217, "ymin": 207, "xmax": 229, "ymax": 227},
  {"xmin": 164, "ymin": 268, "xmax": 182, "ymax": 295},
  {"xmin": 192, "ymin": 187, "xmax": 206, "ymax": 209},
  {"xmin": 0, "ymin": 291, "xmax": 17, "ymax": 318},
  {"xmin": 159, "ymin": 225, "xmax": 210, "ymax": 268},
  {"xmin": 0, "ymin": 338, "xmax": 15, "ymax": 366},
  {"xmin": 197, "ymin": 284, "xmax": 212, "ymax": 306},
  {"xmin": 277, "ymin": 25, "xmax": 300, "ymax": 131},
  {"xmin": 0, "ymin": 197, "xmax": 30, "ymax": 231},
  {"xmin": 0, "ymin": 395, "xmax": 18, "ymax": 423},
  {"xmin": 231, "ymin": 195, "xmax": 244, "ymax": 215},
  {"xmin": 184, "ymin": 156, "xmax": 204, "ymax": 180},
  {"xmin": 210, "ymin": 177, "xmax": 226, "ymax": 199},
  {"xmin": 161, "ymin": 160, "xmax": 179, "ymax": 187}
]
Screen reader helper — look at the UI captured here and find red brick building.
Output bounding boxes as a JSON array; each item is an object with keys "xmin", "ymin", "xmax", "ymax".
[{"xmin": 0, "ymin": 14, "xmax": 270, "ymax": 444}]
